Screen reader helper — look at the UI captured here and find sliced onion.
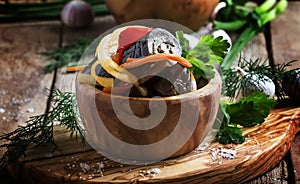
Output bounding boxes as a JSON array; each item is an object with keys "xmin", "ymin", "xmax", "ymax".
[
  {"xmin": 100, "ymin": 59, "xmax": 138, "ymax": 83},
  {"xmin": 91, "ymin": 60, "xmax": 114, "ymax": 87},
  {"xmin": 61, "ymin": 0, "xmax": 94, "ymax": 28},
  {"xmin": 91, "ymin": 59, "xmax": 138, "ymax": 86}
]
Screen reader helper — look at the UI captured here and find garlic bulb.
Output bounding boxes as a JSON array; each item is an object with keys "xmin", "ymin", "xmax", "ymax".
[{"xmin": 235, "ymin": 66, "xmax": 275, "ymax": 97}]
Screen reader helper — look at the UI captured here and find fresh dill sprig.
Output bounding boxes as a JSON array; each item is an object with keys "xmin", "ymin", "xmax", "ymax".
[
  {"xmin": 0, "ymin": 89, "xmax": 83, "ymax": 170},
  {"xmin": 223, "ymin": 57, "xmax": 298, "ymax": 100},
  {"xmin": 41, "ymin": 38, "xmax": 93, "ymax": 73}
]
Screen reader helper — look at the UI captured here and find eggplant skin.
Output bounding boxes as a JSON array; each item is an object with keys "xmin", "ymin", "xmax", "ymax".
[
  {"xmin": 121, "ymin": 28, "xmax": 182, "ymax": 64},
  {"xmin": 282, "ymin": 68, "xmax": 300, "ymax": 101}
]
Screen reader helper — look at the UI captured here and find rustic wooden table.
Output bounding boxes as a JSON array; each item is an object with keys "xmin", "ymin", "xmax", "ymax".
[{"xmin": 0, "ymin": 1, "xmax": 300, "ymax": 183}]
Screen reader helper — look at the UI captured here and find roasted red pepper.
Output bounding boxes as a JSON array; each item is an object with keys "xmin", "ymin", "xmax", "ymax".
[{"xmin": 115, "ymin": 27, "xmax": 152, "ymax": 64}]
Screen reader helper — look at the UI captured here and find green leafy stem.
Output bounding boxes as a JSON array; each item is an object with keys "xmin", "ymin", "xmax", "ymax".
[{"xmin": 216, "ymin": 0, "xmax": 288, "ymax": 70}]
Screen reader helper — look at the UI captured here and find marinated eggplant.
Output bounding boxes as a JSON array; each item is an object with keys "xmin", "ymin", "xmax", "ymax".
[
  {"xmin": 114, "ymin": 60, "xmax": 195, "ymax": 97},
  {"xmin": 282, "ymin": 68, "xmax": 300, "ymax": 101},
  {"xmin": 80, "ymin": 26, "xmax": 198, "ymax": 97},
  {"xmin": 121, "ymin": 28, "xmax": 182, "ymax": 63}
]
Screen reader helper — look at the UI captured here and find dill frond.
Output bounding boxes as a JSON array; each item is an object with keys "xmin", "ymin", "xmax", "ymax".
[{"xmin": 0, "ymin": 89, "xmax": 83, "ymax": 170}]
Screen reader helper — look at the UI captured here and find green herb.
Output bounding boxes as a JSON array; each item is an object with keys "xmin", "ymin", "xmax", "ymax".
[
  {"xmin": 176, "ymin": 31, "xmax": 230, "ymax": 79},
  {"xmin": 217, "ymin": 125, "xmax": 245, "ymax": 144},
  {"xmin": 216, "ymin": 0, "xmax": 288, "ymax": 70},
  {"xmin": 0, "ymin": 0, "xmax": 110, "ymax": 23},
  {"xmin": 217, "ymin": 91, "xmax": 276, "ymax": 144},
  {"xmin": 41, "ymin": 38, "xmax": 92, "ymax": 73},
  {"xmin": 0, "ymin": 89, "xmax": 82, "ymax": 170},
  {"xmin": 223, "ymin": 58, "xmax": 298, "ymax": 100},
  {"xmin": 176, "ymin": 30, "xmax": 190, "ymax": 56}
]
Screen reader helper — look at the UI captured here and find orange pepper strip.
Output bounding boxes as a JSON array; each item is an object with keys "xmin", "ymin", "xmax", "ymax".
[
  {"xmin": 121, "ymin": 54, "xmax": 192, "ymax": 69},
  {"xmin": 66, "ymin": 65, "xmax": 86, "ymax": 72}
]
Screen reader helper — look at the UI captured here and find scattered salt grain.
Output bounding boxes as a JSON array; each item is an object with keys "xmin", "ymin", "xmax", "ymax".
[
  {"xmin": 80, "ymin": 162, "xmax": 91, "ymax": 172},
  {"xmin": 139, "ymin": 173, "xmax": 146, "ymax": 178},
  {"xmin": 0, "ymin": 108, "xmax": 5, "ymax": 113},
  {"xmin": 211, "ymin": 147, "xmax": 237, "ymax": 163},
  {"xmin": 45, "ymin": 153, "xmax": 53, "ymax": 158},
  {"xmin": 196, "ymin": 143, "xmax": 209, "ymax": 151},
  {"xmin": 151, "ymin": 168, "xmax": 161, "ymax": 174},
  {"xmin": 97, "ymin": 162, "xmax": 104, "ymax": 169},
  {"xmin": 27, "ymin": 107, "xmax": 35, "ymax": 113},
  {"xmin": 139, "ymin": 168, "xmax": 161, "ymax": 178},
  {"xmin": 0, "ymin": 90, "xmax": 6, "ymax": 95}
]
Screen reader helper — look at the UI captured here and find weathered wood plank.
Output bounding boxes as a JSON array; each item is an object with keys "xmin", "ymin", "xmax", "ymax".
[
  {"xmin": 8, "ymin": 107, "xmax": 300, "ymax": 183},
  {"xmin": 271, "ymin": 2, "xmax": 300, "ymax": 183},
  {"xmin": 291, "ymin": 133, "xmax": 300, "ymax": 182},
  {"xmin": 246, "ymin": 160, "xmax": 288, "ymax": 184},
  {"xmin": 237, "ymin": 33, "xmax": 268, "ymax": 63},
  {"xmin": 0, "ymin": 20, "xmax": 62, "ymax": 183},
  {"xmin": 229, "ymin": 32, "xmax": 268, "ymax": 67},
  {"xmin": 0, "ymin": 21, "xmax": 61, "ymax": 150},
  {"xmin": 62, "ymin": 15, "xmax": 117, "ymax": 46},
  {"xmin": 271, "ymin": 1, "xmax": 300, "ymax": 69}
]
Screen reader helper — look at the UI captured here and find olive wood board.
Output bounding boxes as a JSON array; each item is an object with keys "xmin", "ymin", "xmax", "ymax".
[{"xmin": 7, "ymin": 107, "xmax": 300, "ymax": 184}]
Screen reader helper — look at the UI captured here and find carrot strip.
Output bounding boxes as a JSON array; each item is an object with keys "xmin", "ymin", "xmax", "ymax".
[
  {"xmin": 121, "ymin": 54, "xmax": 192, "ymax": 68},
  {"xmin": 103, "ymin": 87, "xmax": 112, "ymax": 93},
  {"xmin": 66, "ymin": 65, "xmax": 86, "ymax": 72},
  {"xmin": 125, "ymin": 58, "xmax": 136, "ymax": 63}
]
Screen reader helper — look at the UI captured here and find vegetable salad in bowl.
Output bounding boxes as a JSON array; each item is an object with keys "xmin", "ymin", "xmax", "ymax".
[{"xmin": 75, "ymin": 20, "xmax": 229, "ymax": 164}]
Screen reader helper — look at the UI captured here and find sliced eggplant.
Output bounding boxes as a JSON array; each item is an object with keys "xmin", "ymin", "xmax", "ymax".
[
  {"xmin": 121, "ymin": 28, "xmax": 182, "ymax": 63},
  {"xmin": 113, "ymin": 59, "xmax": 194, "ymax": 97},
  {"xmin": 282, "ymin": 68, "xmax": 300, "ymax": 101}
]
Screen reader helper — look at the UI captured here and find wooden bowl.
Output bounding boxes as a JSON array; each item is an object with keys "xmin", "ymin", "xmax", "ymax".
[
  {"xmin": 104, "ymin": 0, "xmax": 219, "ymax": 31},
  {"xmin": 76, "ymin": 70, "xmax": 222, "ymax": 162}
]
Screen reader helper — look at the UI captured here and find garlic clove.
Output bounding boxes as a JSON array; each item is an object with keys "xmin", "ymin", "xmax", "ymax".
[{"xmin": 235, "ymin": 66, "xmax": 275, "ymax": 98}]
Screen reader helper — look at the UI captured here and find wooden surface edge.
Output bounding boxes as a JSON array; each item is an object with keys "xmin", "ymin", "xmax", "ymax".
[{"xmin": 7, "ymin": 107, "xmax": 300, "ymax": 183}]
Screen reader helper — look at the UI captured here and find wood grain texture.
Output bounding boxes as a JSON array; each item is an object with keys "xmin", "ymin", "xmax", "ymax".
[
  {"xmin": 62, "ymin": 15, "xmax": 117, "ymax": 46},
  {"xmin": 291, "ymin": 134, "xmax": 300, "ymax": 182},
  {"xmin": 8, "ymin": 107, "xmax": 300, "ymax": 184},
  {"xmin": 0, "ymin": 21, "xmax": 60, "ymax": 157},
  {"xmin": 246, "ymin": 160, "xmax": 288, "ymax": 184},
  {"xmin": 271, "ymin": 2, "xmax": 300, "ymax": 183},
  {"xmin": 230, "ymin": 32, "xmax": 268, "ymax": 67},
  {"xmin": 271, "ymin": 1, "xmax": 300, "ymax": 69}
]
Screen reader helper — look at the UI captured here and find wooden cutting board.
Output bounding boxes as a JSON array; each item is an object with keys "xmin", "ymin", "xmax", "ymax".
[{"xmin": 8, "ymin": 107, "xmax": 300, "ymax": 183}]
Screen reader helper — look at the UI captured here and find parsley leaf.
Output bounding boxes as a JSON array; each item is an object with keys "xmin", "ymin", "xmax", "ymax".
[
  {"xmin": 176, "ymin": 31, "xmax": 230, "ymax": 79},
  {"xmin": 217, "ymin": 91, "xmax": 276, "ymax": 144},
  {"xmin": 224, "ymin": 91, "xmax": 276, "ymax": 127},
  {"xmin": 175, "ymin": 31, "xmax": 190, "ymax": 57},
  {"xmin": 217, "ymin": 125, "xmax": 245, "ymax": 144},
  {"xmin": 189, "ymin": 34, "xmax": 229, "ymax": 59},
  {"xmin": 188, "ymin": 57, "xmax": 215, "ymax": 79}
]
